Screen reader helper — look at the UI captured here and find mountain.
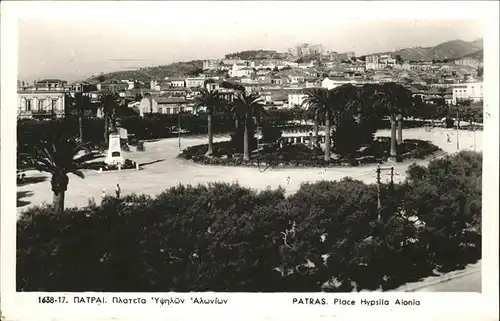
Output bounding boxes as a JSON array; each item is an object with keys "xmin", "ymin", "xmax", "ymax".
[
  {"xmin": 375, "ymin": 39, "xmax": 483, "ymax": 61},
  {"xmin": 454, "ymin": 49, "xmax": 483, "ymax": 61},
  {"xmin": 85, "ymin": 60, "xmax": 204, "ymax": 83}
]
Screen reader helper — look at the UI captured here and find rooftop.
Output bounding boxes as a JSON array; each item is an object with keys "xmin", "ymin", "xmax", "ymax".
[
  {"xmin": 155, "ymin": 96, "xmax": 190, "ymax": 104},
  {"xmin": 36, "ymin": 79, "xmax": 67, "ymax": 84}
]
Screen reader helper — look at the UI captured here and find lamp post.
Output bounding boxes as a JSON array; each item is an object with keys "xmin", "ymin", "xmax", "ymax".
[
  {"xmin": 178, "ymin": 110, "xmax": 181, "ymax": 150},
  {"xmin": 473, "ymin": 117, "xmax": 476, "ymax": 151},
  {"xmin": 456, "ymin": 108, "xmax": 460, "ymax": 151}
]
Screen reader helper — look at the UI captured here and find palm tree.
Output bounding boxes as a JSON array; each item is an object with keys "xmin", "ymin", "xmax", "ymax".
[
  {"xmin": 303, "ymin": 85, "xmax": 359, "ymax": 161},
  {"xmin": 373, "ymin": 82, "xmax": 414, "ymax": 160},
  {"xmin": 194, "ymin": 89, "xmax": 225, "ymax": 156},
  {"xmin": 73, "ymin": 93, "xmax": 91, "ymax": 142},
  {"xmin": 302, "ymin": 101, "xmax": 320, "ymax": 147},
  {"xmin": 20, "ymin": 136, "xmax": 102, "ymax": 212},
  {"xmin": 99, "ymin": 92, "xmax": 120, "ymax": 144},
  {"xmin": 231, "ymin": 93, "xmax": 265, "ymax": 161},
  {"xmin": 302, "ymin": 88, "xmax": 331, "ymax": 160}
]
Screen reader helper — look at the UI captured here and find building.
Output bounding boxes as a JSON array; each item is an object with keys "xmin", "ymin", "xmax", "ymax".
[
  {"xmin": 321, "ymin": 77, "xmax": 358, "ymax": 90},
  {"xmin": 97, "ymin": 80, "xmax": 129, "ymax": 92},
  {"xmin": 451, "ymin": 81, "xmax": 483, "ymax": 104},
  {"xmin": 121, "ymin": 80, "xmax": 135, "ymax": 90},
  {"xmin": 31, "ymin": 79, "xmax": 68, "ymax": 91},
  {"xmin": 454, "ymin": 57, "xmax": 481, "ymax": 69},
  {"xmin": 365, "ymin": 55, "xmax": 381, "ymax": 70},
  {"xmin": 206, "ymin": 82, "xmax": 220, "ymax": 92},
  {"xmin": 229, "ymin": 63, "xmax": 254, "ymax": 77},
  {"xmin": 288, "ymin": 91, "xmax": 307, "ymax": 108},
  {"xmin": 155, "ymin": 96, "xmax": 194, "ymax": 114},
  {"xmin": 138, "ymin": 96, "xmax": 159, "ymax": 115},
  {"xmin": 169, "ymin": 77, "xmax": 186, "ymax": 88},
  {"xmin": 18, "ymin": 89, "xmax": 66, "ymax": 119},
  {"xmin": 203, "ymin": 60, "xmax": 221, "ymax": 70},
  {"xmin": 159, "ymin": 87, "xmax": 191, "ymax": 97},
  {"xmin": 185, "ymin": 77, "xmax": 205, "ymax": 88}
]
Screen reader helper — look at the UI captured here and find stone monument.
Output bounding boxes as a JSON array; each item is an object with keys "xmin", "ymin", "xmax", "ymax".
[{"xmin": 105, "ymin": 133, "xmax": 125, "ymax": 166}]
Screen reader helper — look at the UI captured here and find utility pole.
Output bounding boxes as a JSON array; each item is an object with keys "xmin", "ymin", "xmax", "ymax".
[
  {"xmin": 376, "ymin": 165, "xmax": 382, "ymax": 221},
  {"xmin": 178, "ymin": 110, "xmax": 181, "ymax": 150},
  {"xmin": 473, "ymin": 117, "xmax": 476, "ymax": 151},
  {"xmin": 376, "ymin": 165, "xmax": 395, "ymax": 222},
  {"xmin": 456, "ymin": 108, "xmax": 460, "ymax": 151}
]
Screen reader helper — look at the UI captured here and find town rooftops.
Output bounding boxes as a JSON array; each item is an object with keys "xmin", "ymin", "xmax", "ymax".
[
  {"xmin": 161, "ymin": 87, "xmax": 191, "ymax": 92},
  {"xmin": 155, "ymin": 96, "xmax": 190, "ymax": 104},
  {"xmin": 168, "ymin": 77, "xmax": 186, "ymax": 82},
  {"xmin": 36, "ymin": 79, "xmax": 67, "ymax": 84}
]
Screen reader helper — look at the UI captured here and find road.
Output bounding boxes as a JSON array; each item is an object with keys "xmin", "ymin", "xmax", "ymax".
[
  {"xmin": 416, "ymin": 270, "xmax": 481, "ymax": 292},
  {"xmin": 395, "ymin": 261, "xmax": 482, "ymax": 292}
]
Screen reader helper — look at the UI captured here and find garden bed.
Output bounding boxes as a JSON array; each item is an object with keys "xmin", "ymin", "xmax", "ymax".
[{"xmin": 178, "ymin": 138, "xmax": 441, "ymax": 168}]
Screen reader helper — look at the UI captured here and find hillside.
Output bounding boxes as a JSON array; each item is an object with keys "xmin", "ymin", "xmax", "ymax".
[
  {"xmin": 225, "ymin": 50, "xmax": 285, "ymax": 60},
  {"xmin": 86, "ymin": 60, "xmax": 204, "ymax": 83},
  {"xmin": 455, "ymin": 49, "xmax": 483, "ymax": 61},
  {"xmin": 376, "ymin": 39, "xmax": 483, "ymax": 61}
]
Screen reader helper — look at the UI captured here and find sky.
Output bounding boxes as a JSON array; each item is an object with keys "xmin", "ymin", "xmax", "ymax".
[{"xmin": 14, "ymin": 1, "xmax": 485, "ymax": 83}]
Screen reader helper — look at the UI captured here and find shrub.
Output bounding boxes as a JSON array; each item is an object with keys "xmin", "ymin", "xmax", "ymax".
[{"xmin": 17, "ymin": 152, "xmax": 482, "ymax": 292}]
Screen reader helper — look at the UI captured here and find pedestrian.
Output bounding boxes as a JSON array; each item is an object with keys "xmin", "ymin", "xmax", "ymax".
[
  {"xmin": 447, "ymin": 134, "xmax": 451, "ymax": 143},
  {"xmin": 115, "ymin": 184, "xmax": 121, "ymax": 199},
  {"xmin": 101, "ymin": 188, "xmax": 107, "ymax": 204}
]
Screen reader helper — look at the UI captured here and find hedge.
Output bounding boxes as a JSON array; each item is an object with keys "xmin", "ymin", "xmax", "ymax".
[{"xmin": 17, "ymin": 151, "xmax": 481, "ymax": 292}]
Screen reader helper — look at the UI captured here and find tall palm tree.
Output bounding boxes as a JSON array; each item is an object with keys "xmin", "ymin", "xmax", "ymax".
[
  {"xmin": 99, "ymin": 92, "xmax": 120, "ymax": 144},
  {"xmin": 302, "ymin": 88, "xmax": 331, "ymax": 160},
  {"xmin": 73, "ymin": 93, "xmax": 91, "ymax": 142},
  {"xmin": 373, "ymin": 82, "xmax": 414, "ymax": 160},
  {"xmin": 20, "ymin": 136, "xmax": 102, "ymax": 212},
  {"xmin": 231, "ymin": 93, "xmax": 265, "ymax": 161},
  {"xmin": 194, "ymin": 89, "xmax": 225, "ymax": 156},
  {"xmin": 302, "ymin": 101, "xmax": 320, "ymax": 147}
]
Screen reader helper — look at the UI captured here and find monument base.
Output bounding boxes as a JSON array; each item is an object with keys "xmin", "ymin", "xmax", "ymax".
[{"xmin": 105, "ymin": 133, "xmax": 126, "ymax": 166}]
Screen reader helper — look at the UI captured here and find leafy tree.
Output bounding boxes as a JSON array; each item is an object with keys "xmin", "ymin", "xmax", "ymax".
[
  {"xmin": 96, "ymin": 74, "xmax": 106, "ymax": 84},
  {"xmin": 231, "ymin": 93, "xmax": 265, "ymax": 160},
  {"xmin": 20, "ymin": 135, "xmax": 102, "ymax": 212},
  {"xmin": 194, "ymin": 89, "xmax": 226, "ymax": 156},
  {"xmin": 372, "ymin": 83, "xmax": 414, "ymax": 160},
  {"xmin": 134, "ymin": 93, "xmax": 143, "ymax": 102},
  {"xmin": 477, "ymin": 66, "xmax": 483, "ymax": 77}
]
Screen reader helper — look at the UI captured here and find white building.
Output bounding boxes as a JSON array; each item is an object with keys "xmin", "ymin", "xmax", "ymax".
[
  {"xmin": 321, "ymin": 77, "xmax": 357, "ymax": 90},
  {"xmin": 203, "ymin": 60, "xmax": 221, "ymax": 70},
  {"xmin": 169, "ymin": 78, "xmax": 186, "ymax": 88},
  {"xmin": 230, "ymin": 65, "xmax": 254, "ymax": 77},
  {"xmin": 139, "ymin": 96, "xmax": 159, "ymax": 116},
  {"xmin": 288, "ymin": 93, "xmax": 307, "ymax": 108},
  {"xmin": 122, "ymin": 80, "xmax": 135, "ymax": 90},
  {"xmin": 451, "ymin": 82, "xmax": 483, "ymax": 104},
  {"xmin": 185, "ymin": 77, "xmax": 205, "ymax": 88},
  {"xmin": 17, "ymin": 90, "xmax": 66, "ymax": 119}
]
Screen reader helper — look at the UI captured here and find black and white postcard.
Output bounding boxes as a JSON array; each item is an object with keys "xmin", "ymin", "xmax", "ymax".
[{"xmin": 1, "ymin": 1, "xmax": 498, "ymax": 320}]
